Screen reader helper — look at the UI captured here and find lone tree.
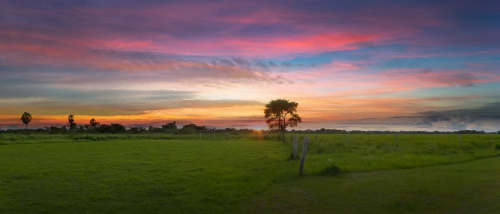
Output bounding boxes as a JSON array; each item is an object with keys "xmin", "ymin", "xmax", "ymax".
[
  {"xmin": 68, "ymin": 115, "xmax": 77, "ymax": 130},
  {"xmin": 21, "ymin": 112, "xmax": 32, "ymax": 132},
  {"xmin": 264, "ymin": 99, "xmax": 302, "ymax": 143}
]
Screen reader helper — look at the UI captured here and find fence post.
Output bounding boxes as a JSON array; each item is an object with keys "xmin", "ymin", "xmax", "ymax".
[
  {"xmin": 213, "ymin": 131, "xmax": 215, "ymax": 140},
  {"xmin": 200, "ymin": 131, "xmax": 201, "ymax": 139},
  {"xmin": 299, "ymin": 137, "xmax": 310, "ymax": 175},
  {"xmin": 395, "ymin": 134, "xmax": 398, "ymax": 147},
  {"xmin": 293, "ymin": 135, "xmax": 298, "ymax": 160}
]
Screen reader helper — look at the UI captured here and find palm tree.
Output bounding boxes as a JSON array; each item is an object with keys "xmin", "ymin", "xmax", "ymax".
[{"xmin": 21, "ymin": 112, "xmax": 32, "ymax": 133}]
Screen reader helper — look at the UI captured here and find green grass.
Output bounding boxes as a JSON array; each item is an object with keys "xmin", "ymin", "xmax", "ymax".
[
  {"xmin": 287, "ymin": 134, "xmax": 500, "ymax": 173},
  {"xmin": 0, "ymin": 134, "xmax": 499, "ymax": 213},
  {"xmin": 0, "ymin": 132, "xmax": 274, "ymax": 145},
  {"xmin": 0, "ymin": 139, "xmax": 296, "ymax": 213},
  {"xmin": 244, "ymin": 156, "xmax": 500, "ymax": 214}
]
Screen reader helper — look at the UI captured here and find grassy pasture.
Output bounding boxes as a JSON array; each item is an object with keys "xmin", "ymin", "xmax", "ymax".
[
  {"xmin": 287, "ymin": 134, "xmax": 500, "ymax": 172},
  {"xmin": 0, "ymin": 134, "xmax": 499, "ymax": 213},
  {"xmin": 0, "ymin": 132, "xmax": 274, "ymax": 145}
]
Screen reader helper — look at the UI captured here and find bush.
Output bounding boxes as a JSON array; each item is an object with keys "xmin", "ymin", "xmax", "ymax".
[
  {"xmin": 322, "ymin": 159, "xmax": 341, "ymax": 176},
  {"xmin": 496, "ymin": 144, "xmax": 500, "ymax": 150}
]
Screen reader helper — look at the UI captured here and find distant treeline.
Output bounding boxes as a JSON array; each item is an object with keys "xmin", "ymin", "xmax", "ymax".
[
  {"xmin": 290, "ymin": 128, "xmax": 497, "ymax": 134},
  {"xmin": 0, "ymin": 121, "xmax": 256, "ymax": 135},
  {"xmin": 1, "ymin": 124, "xmax": 498, "ymax": 135}
]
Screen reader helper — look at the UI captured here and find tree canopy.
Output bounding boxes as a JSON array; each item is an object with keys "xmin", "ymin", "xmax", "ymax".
[
  {"xmin": 90, "ymin": 118, "xmax": 100, "ymax": 129},
  {"xmin": 264, "ymin": 99, "xmax": 302, "ymax": 143},
  {"xmin": 89, "ymin": 118, "xmax": 100, "ymax": 133},
  {"xmin": 162, "ymin": 121, "xmax": 178, "ymax": 130},
  {"xmin": 21, "ymin": 112, "xmax": 32, "ymax": 131}
]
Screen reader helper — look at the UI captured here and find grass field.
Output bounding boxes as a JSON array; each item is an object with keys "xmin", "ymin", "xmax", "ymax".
[{"xmin": 0, "ymin": 134, "xmax": 499, "ymax": 213}]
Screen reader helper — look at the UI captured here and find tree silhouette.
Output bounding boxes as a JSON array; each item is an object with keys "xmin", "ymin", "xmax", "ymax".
[
  {"xmin": 20, "ymin": 112, "xmax": 32, "ymax": 132},
  {"xmin": 162, "ymin": 121, "xmax": 178, "ymax": 130},
  {"xmin": 90, "ymin": 118, "xmax": 100, "ymax": 133},
  {"xmin": 68, "ymin": 115, "xmax": 77, "ymax": 130},
  {"xmin": 264, "ymin": 99, "xmax": 302, "ymax": 143}
]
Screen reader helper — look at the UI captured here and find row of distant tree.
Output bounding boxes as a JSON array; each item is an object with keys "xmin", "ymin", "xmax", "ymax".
[
  {"xmin": 5, "ymin": 126, "xmax": 497, "ymax": 135},
  {"xmin": 12, "ymin": 111, "xmax": 500, "ymax": 135},
  {"xmin": 289, "ymin": 129, "xmax": 498, "ymax": 134},
  {"xmin": 16, "ymin": 115, "xmax": 212, "ymax": 134},
  {"xmin": 15, "ymin": 112, "xmax": 251, "ymax": 134}
]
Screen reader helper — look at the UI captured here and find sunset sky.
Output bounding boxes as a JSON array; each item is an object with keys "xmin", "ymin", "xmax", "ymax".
[{"xmin": 1, "ymin": 0, "xmax": 499, "ymax": 131}]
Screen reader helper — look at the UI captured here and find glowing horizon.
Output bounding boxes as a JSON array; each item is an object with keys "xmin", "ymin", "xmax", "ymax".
[{"xmin": 1, "ymin": 0, "xmax": 499, "ymax": 131}]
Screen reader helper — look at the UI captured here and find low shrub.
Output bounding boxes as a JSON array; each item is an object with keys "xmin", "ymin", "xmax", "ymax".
[{"xmin": 322, "ymin": 159, "xmax": 342, "ymax": 176}]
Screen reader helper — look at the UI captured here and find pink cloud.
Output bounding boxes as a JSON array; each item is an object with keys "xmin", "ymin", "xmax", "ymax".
[{"xmin": 0, "ymin": 0, "xmax": 446, "ymax": 59}]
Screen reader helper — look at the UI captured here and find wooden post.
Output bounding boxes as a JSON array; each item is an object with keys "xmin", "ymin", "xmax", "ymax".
[
  {"xmin": 299, "ymin": 137, "xmax": 310, "ymax": 175},
  {"xmin": 459, "ymin": 134, "xmax": 462, "ymax": 149},
  {"xmin": 347, "ymin": 135, "xmax": 349, "ymax": 144},
  {"xmin": 293, "ymin": 135, "xmax": 298, "ymax": 160},
  {"xmin": 395, "ymin": 134, "xmax": 398, "ymax": 147},
  {"xmin": 213, "ymin": 131, "xmax": 215, "ymax": 140},
  {"xmin": 200, "ymin": 131, "xmax": 201, "ymax": 139},
  {"xmin": 315, "ymin": 135, "xmax": 317, "ymax": 143}
]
